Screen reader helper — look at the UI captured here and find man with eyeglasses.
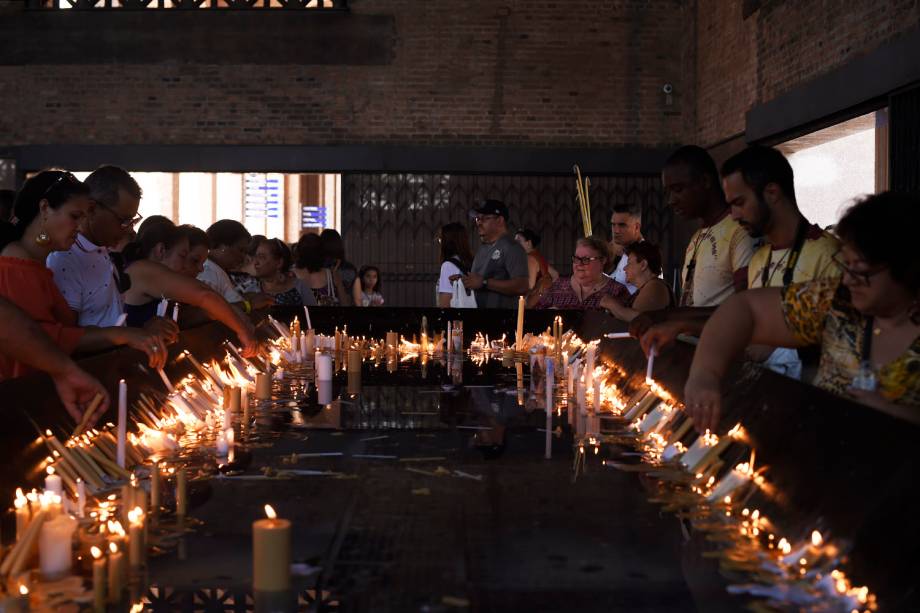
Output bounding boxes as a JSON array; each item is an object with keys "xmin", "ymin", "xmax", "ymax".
[
  {"xmin": 48, "ymin": 165, "xmax": 145, "ymax": 327},
  {"xmin": 461, "ymin": 200, "xmax": 529, "ymax": 309}
]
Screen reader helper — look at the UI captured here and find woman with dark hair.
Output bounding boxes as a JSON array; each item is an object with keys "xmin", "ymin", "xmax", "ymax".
[
  {"xmin": 600, "ymin": 241, "xmax": 673, "ymax": 321},
  {"xmin": 120, "ymin": 219, "xmax": 260, "ymax": 355},
  {"xmin": 353, "ymin": 265, "xmax": 384, "ymax": 307},
  {"xmin": 251, "ymin": 238, "xmax": 316, "ymax": 306},
  {"xmin": 320, "ymin": 229, "xmax": 356, "ymax": 306},
  {"xmin": 177, "ymin": 224, "xmax": 210, "ymax": 278},
  {"xmin": 536, "ymin": 236, "xmax": 630, "ymax": 310},
  {"xmin": 683, "ymin": 192, "xmax": 920, "ymax": 431},
  {"xmin": 293, "ymin": 233, "xmax": 348, "ymax": 306},
  {"xmin": 0, "ymin": 170, "xmax": 168, "ymax": 378},
  {"xmin": 437, "ymin": 222, "xmax": 475, "ymax": 308},
  {"xmin": 514, "ymin": 228, "xmax": 559, "ymax": 307}
]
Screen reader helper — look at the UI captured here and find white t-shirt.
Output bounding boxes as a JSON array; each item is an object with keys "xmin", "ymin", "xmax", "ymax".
[
  {"xmin": 198, "ymin": 259, "xmax": 243, "ymax": 303},
  {"xmin": 437, "ymin": 260, "xmax": 462, "ymax": 294},
  {"xmin": 47, "ymin": 234, "xmax": 125, "ymax": 327}
]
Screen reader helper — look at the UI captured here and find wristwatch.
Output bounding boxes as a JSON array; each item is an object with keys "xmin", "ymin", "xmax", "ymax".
[{"xmin": 482, "ymin": 278, "xmax": 489, "ymax": 289}]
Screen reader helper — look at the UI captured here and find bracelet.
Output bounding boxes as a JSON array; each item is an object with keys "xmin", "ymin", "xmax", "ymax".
[{"xmin": 242, "ymin": 299, "xmax": 252, "ymax": 313}]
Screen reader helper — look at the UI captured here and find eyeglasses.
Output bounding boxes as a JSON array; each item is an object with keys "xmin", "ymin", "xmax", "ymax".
[
  {"xmin": 96, "ymin": 202, "xmax": 143, "ymax": 229},
  {"xmin": 474, "ymin": 214, "xmax": 499, "ymax": 224},
  {"xmin": 831, "ymin": 252, "xmax": 886, "ymax": 286},
  {"xmin": 572, "ymin": 255, "xmax": 604, "ymax": 266}
]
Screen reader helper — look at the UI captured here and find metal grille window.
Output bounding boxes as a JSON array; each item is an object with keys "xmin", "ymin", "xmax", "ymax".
[{"xmin": 27, "ymin": 0, "xmax": 346, "ymax": 9}]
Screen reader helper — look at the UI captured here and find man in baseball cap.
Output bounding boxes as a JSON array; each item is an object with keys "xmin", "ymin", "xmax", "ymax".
[{"xmin": 461, "ymin": 199, "xmax": 529, "ymax": 308}]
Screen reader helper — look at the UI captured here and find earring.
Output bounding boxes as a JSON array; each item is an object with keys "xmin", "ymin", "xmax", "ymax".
[{"xmin": 35, "ymin": 230, "xmax": 51, "ymax": 247}]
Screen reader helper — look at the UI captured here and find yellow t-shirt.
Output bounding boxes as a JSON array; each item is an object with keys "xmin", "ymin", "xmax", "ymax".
[
  {"xmin": 747, "ymin": 226, "xmax": 841, "ymax": 289},
  {"xmin": 680, "ymin": 213, "xmax": 755, "ymax": 307}
]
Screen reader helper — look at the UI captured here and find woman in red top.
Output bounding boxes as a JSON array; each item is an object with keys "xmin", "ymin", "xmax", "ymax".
[
  {"xmin": 0, "ymin": 171, "xmax": 166, "ymax": 380},
  {"xmin": 535, "ymin": 236, "xmax": 630, "ymax": 310}
]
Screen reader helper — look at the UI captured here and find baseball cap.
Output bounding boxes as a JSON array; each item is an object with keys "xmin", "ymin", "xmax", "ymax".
[{"xmin": 471, "ymin": 199, "xmax": 509, "ymax": 220}]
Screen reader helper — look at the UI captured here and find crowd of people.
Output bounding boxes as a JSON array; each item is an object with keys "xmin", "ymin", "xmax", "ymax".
[{"xmin": 0, "ymin": 143, "xmax": 916, "ymax": 424}]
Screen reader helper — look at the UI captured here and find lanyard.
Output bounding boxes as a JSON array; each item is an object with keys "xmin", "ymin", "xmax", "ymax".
[{"xmin": 760, "ymin": 218, "xmax": 810, "ymax": 289}]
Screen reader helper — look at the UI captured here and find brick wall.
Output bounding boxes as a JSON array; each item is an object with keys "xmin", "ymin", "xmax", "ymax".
[
  {"xmin": 696, "ymin": 0, "xmax": 920, "ymax": 148},
  {"xmin": 0, "ymin": 0, "xmax": 694, "ymax": 148}
]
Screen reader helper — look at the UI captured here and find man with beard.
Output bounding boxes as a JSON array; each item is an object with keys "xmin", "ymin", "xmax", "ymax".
[{"xmin": 638, "ymin": 146, "xmax": 840, "ymax": 378}]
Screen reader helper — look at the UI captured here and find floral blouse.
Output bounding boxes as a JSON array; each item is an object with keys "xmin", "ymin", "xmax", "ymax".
[{"xmin": 782, "ymin": 278, "xmax": 920, "ymax": 406}]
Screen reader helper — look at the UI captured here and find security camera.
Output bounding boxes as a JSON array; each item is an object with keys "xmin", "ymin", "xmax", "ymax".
[{"xmin": 662, "ymin": 83, "xmax": 673, "ymax": 95}]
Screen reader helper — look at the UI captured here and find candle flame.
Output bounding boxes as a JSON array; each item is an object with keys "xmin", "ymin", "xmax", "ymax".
[
  {"xmin": 19, "ymin": 584, "xmax": 28, "ymax": 596},
  {"xmin": 128, "ymin": 506, "xmax": 144, "ymax": 525},
  {"xmin": 264, "ymin": 504, "xmax": 277, "ymax": 519},
  {"xmin": 110, "ymin": 542, "xmax": 119, "ymax": 554},
  {"xmin": 91, "ymin": 546, "xmax": 103, "ymax": 559},
  {"xmin": 47, "ymin": 466, "xmax": 55, "ymax": 476},
  {"xmin": 811, "ymin": 530, "xmax": 823, "ymax": 546}
]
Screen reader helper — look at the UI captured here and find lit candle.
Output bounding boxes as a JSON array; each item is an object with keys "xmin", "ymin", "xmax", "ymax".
[
  {"xmin": 14, "ymin": 489, "xmax": 29, "ymax": 540},
  {"xmin": 39, "ymin": 510, "xmax": 76, "ymax": 579},
  {"xmin": 176, "ymin": 468, "xmax": 187, "ymax": 518},
  {"xmin": 253, "ymin": 504, "xmax": 291, "ymax": 592},
  {"xmin": 44, "ymin": 466, "xmax": 63, "ymax": 498},
  {"xmin": 386, "ymin": 331, "xmax": 399, "ymax": 351},
  {"xmin": 92, "ymin": 546, "xmax": 106, "ymax": 612},
  {"xmin": 172, "ymin": 303, "xmax": 180, "ymax": 322},
  {"xmin": 706, "ymin": 462, "xmax": 753, "ymax": 502},
  {"xmin": 515, "ymin": 296, "xmax": 525, "ymax": 350},
  {"xmin": 0, "ymin": 506, "xmax": 46, "ymax": 577},
  {"xmin": 117, "ymin": 379, "xmax": 127, "ymax": 468},
  {"xmin": 107, "ymin": 542, "xmax": 125, "ymax": 604},
  {"xmin": 127, "ymin": 507, "xmax": 145, "ymax": 568}
]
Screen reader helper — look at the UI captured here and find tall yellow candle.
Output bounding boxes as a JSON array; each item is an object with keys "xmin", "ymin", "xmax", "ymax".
[
  {"xmin": 91, "ymin": 546, "xmax": 106, "ymax": 613},
  {"xmin": 516, "ymin": 295, "xmax": 525, "ymax": 350},
  {"xmin": 176, "ymin": 468, "xmax": 188, "ymax": 518},
  {"xmin": 127, "ymin": 507, "xmax": 145, "ymax": 569},
  {"xmin": 255, "ymin": 374, "xmax": 271, "ymax": 401},
  {"xmin": 252, "ymin": 504, "xmax": 291, "ymax": 592},
  {"xmin": 107, "ymin": 542, "xmax": 125, "ymax": 604}
]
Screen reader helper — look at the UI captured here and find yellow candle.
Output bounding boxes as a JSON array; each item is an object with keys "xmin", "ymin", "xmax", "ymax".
[
  {"xmin": 91, "ymin": 546, "xmax": 106, "ymax": 612},
  {"xmin": 176, "ymin": 468, "xmax": 188, "ymax": 518},
  {"xmin": 14, "ymin": 488, "xmax": 29, "ymax": 540},
  {"xmin": 255, "ymin": 374, "xmax": 271, "ymax": 401},
  {"xmin": 385, "ymin": 331, "xmax": 398, "ymax": 351},
  {"xmin": 127, "ymin": 507, "xmax": 145, "ymax": 569},
  {"xmin": 229, "ymin": 386, "xmax": 242, "ymax": 413},
  {"xmin": 252, "ymin": 504, "xmax": 291, "ymax": 592},
  {"xmin": 107, "ymin": 542, "xmax": 125, "ymax": 604},
  {"xmin": 516, "ymin": 296, "xmax": 525, "ymax": 350}
]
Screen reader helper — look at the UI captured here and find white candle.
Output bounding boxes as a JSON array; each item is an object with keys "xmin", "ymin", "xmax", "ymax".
[
  {"xmin": 156, "ymin": 298, "xmax": 168, "ymax": 318},
  {"xmin": 584, "ymin": 345, "xmax": 595, "ymax": 390},
  {"xmin": 44, "ymin": 467, "xmax": 63, "ymax": 498},
  {"xmin": 315, "ymin": 352, "xmax": 333, "ymax": 381},
  {"xmin": 299, "ymin": 332, "xmax": 309, "ymax": 361},
  {"xmin": 645, "ymin": 345, "xmax": 656, "ymax": 384},
  {"xmin": 127, "ymin": 507, "xmax": 145, "ymax": 568},
  {"xmin": 317, "ymin": 379, "xmax": 333, "ymax": 405},
  {"xmin": 171, "ymin": 303, "xmax": 180, "ymax": 322},
  {"xmin": 604, "ymin": 332, "xmax": 631, "ymax": 339},
  {"xmin": 117, "ymin": 379, "xmax": 127, "ymax": 469},
  {"xmin": 706, "ymin": 466, "xmax": 751, "ymax": 502},
  {"xmin": 76, "ymin": 479, "xmax": 86, "ymax": 518},
  {"xmin": 39, "ymin": 512, "xmax": 76, "ymax": 579},
  {"xmin": 14, "ymin": 489, "xmax": 29, "ymax": 539},
  {"xmin": 303, "ymin": 306, "xmax": 312, "ymax": 330},
  {"xmin": 593, "ymin": 378, "xmax": 601, "ymax": 413},
  {"xmin": 545, "ymin": 358, "xmax": 553, "ymax": 460},
  {"xmin": 216, "ymin": 430, "xmax": 229, "ymax": 456}
]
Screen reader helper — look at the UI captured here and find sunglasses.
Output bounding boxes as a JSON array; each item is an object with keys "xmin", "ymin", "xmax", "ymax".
[
  {"xmin": 40, "ymin": 171, "xmax": 81, "ymax": 201},
  {"xmin": 96, "ymin": 202, "xmax": 144, "ymax": 229}
]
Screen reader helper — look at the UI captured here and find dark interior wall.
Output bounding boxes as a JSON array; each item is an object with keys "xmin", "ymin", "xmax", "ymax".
[
  {"xmin": 695, "ymin": 0, "xmax": 920, "ymax": 148},
  {"xmin": 0, "ymin": 0, "xmax": 694, "ymax": 150}
]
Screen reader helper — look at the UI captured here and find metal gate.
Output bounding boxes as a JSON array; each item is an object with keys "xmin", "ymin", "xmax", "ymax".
[{"xmin": 341, "ymin": 174, "xmax": 670, "ymax": 307}]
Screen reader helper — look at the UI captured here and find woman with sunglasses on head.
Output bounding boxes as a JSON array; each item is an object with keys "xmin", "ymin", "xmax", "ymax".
[
  {"xmin": 251, "ymin": 237, "xmax": 316, "ymax": 307},
  {"xmin": 0, "ymin": 170, "xmax": 169, "ymax": 378},
  {"xmin": 684, "ymin": 192, "xmax": 920, "ymax": 432},
  {"xmin": 120, "ymin": 219, "xmax": 261, "ymax": 356},
  {"xmin": 600, "ymin": 241, "xmax": 673, "ymax": 321},
  {"xmin": 535, "ymin": 236, "xmax": 630, "ymax": 310}
]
